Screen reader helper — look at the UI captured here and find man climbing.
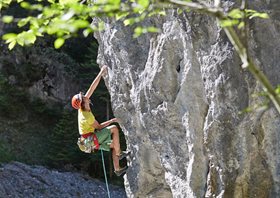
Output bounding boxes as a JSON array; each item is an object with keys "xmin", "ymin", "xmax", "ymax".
[{"xmin": 71, "ymin": 65, "xmax": 129, "ymax": 176}]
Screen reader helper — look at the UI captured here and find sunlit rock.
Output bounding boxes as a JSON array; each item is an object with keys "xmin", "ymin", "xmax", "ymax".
[{"xmin": 94, "ymin": 1, "xmax": 280, "ymax": 197}]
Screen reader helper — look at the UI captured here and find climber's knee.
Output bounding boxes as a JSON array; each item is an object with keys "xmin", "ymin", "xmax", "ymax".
[{"xmin": 108, "ymin": 125, "xmax": 118, "ymax": 134}]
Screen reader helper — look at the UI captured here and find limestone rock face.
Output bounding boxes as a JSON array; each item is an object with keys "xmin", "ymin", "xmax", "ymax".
[{"xmin": 94, "ymin": 1, "xmax": 280, "ymax": 197}]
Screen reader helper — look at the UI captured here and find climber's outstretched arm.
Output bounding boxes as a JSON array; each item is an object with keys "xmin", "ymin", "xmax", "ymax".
[
  {"xmin": 84, "ymin": 65, "xmax": 107, "ymax": 99},
  {"xmin": 93, "ymin": 118, "xmax": 118, "ymax": 130}
]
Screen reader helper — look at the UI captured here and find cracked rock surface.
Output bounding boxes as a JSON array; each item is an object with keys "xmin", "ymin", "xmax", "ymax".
[{"xmin": 94, "ymin": 1, "xmax": 280, "ymax": 197}]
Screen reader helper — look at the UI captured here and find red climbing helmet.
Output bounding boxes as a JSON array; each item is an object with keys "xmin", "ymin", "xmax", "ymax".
[{"xmin": 71, "ymin": 93, "xmax": 82, "ymax": 109}]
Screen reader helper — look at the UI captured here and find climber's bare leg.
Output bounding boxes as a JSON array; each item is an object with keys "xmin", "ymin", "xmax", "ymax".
[{"xmin": 108, "ymin": 125, "xmax": 121, "ymax": 170}]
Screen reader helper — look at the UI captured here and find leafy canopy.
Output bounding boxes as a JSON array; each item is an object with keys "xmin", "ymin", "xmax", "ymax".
[
  {"xmin": 1, "ymin": 0, "xmax": 161, "ymax": 49},
  {"xmin": 1, "ymin": 0, "xmax": 268, "ymax": 50}
]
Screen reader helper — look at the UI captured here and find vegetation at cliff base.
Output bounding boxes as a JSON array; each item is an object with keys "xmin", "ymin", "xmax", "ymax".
[{"xmin": 0, "ymin": 33, "xmax": 124, "ymax": 184}]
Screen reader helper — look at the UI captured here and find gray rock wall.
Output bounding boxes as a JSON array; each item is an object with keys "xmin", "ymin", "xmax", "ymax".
[
  {"xmin": 94, "ymin": 1, "xmax": 280, "ymax": 197},
  {"xmin": 0, "ymin": 43, "xmax": 79, "ymax": 103}
]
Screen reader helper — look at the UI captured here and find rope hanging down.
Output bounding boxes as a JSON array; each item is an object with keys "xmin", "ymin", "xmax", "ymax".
[{"xmin": 101, "ymin": 149, "xmax": 111, "ymax": 198}]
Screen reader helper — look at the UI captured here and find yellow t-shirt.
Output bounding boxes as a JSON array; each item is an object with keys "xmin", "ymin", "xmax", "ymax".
[{"xmin": 78, "ymin": 109, "xmax": 95, "ymax": 135}]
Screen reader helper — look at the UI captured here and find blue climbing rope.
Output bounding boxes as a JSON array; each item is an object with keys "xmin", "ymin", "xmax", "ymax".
[{"xmin": 101, "ymin": 149, "xmax": 111, "ymax": 198}]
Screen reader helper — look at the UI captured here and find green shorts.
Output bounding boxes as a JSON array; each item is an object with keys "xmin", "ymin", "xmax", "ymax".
[{"xmin": 95, "ymin": 127, "xmax": 112, "ymax": 151}]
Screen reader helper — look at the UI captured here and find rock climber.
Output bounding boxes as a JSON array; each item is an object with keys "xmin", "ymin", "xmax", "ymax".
[{"xmin": 71, "ymin": 65, "xmax": 129, "ymax": 176}]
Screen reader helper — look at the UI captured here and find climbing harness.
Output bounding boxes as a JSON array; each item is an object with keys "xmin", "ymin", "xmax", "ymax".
[
  {"xmin": 101, "ymin": 149, "xmax": 111, "ymax": 198},
  {"xmin": 77, "ymin": 133, "xmax": 111, "ymax": 197},
  {"xmin": 77, "ymin": 133, "xmax": 100, "ymax": 153}
]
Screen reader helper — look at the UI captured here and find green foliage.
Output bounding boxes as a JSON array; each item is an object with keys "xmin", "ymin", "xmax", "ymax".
[
  {"xmin": 1, "ymin": 0, "xmax": 163, "ymax": 49},
  {"xmin": 133, "ymin": 26, "xmax": 159, "ymax": 38},
  {"xmin": 1, "ymin": 0, "xmax": 271, "ymax": 50},
  {"xmin": 0, "ymin": 141, "xmax": 14, "ymax": 163},
  {"xmin": 54, "ymin": 37, "xmax": 65, "ymax": 49},
  {"xmin": 0, "ymin": 59, "xmax": 45, "ymax": 86},
  {"xmin": 0, "ymin": 31, "xmax": 123, "ymax": 183},
  {"xmin": 239, "ymin": 101, "xmax": 269, "ymax": 114},
  {"xmin": 0, "ymin": 0, "xmax": 12, "ymax": 10},
  {"xmin": 0, "ymin": 73, "xmax": 28, "ymax": 118},
  {"xmin": 276, "ymin": 85, "xmax": 280, "ymax": 95},
  {"xmin": 30, "ymin": 99, "xmax": 62, "ymax": 120},
  {"xmin": 245, "ymin": 9, "xmax": 269, "ymax": 19},
  {"xmin": 47, "ymin": 110, "xmax": 82, "ymax": 167},
  {"xmin": 78, "ymin": 41, "xmax": 99, "ymax": 83},
  {"xmin": 220, "ymin": 8, "xmax": 269, "ymax": 28},
  {"xmin": 228, "ymin": 9, "xmax": 243, "ymax": 19},
  {"xmin": 2, "ymin": 15, "xmax": 14, "ymax": 23},
  {"xmin": 239, "ymin": 85, "xmax": 280, "ymax": 114}
]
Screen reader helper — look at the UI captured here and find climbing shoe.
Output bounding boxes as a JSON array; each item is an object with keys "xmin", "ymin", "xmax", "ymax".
[
  {"xmin": 114, "ymin": 166, "xmax": 128, "ymax": 177},
  {"xmin": 117, "ymin": 151, "xmax": 131, "ymax": 161}
]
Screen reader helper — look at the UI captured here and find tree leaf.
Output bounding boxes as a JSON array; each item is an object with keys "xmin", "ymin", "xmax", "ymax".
[
  {"xmin": 220, "ymin": 19, "xmax": 239, "ymax": 27},
  {"xmin": 83, "ymin": 28, "xmax": 92, "ymax": 37},
  {"xmin": 109, "ymin": 0, "xmax": 120, "ymax": 5},
  {"xmin": 238, "ymin": 21, "xmax": 245, "ymax": 29},
  {"xmin": 3, "ymin": 0, "xmax": 12, "ymax": 3},
  {"xmin": 72, "ymin": 19, "xmax": 89, "ymax": 29},
  {"xmin": 275, "ymin": 85, "xmax": 280, "ymax": 95},
  {"xmin": 249, "ymin": 12, "xmax": 269, "ymax": 19},
  {"xmin": 133, "ymin": 26, "xmax": 143, "ymax": 38},
  {"xmin": 2, "ymin": 15, "xmax": 14, "ymax": 23},
  {"xmin": 18, "ymin": 17, "xmax": 31, "ymax": 27},
  {"xmin": 137, "ymin": 0, "xmax": 149, "ymax": 8},
  {"xmin": 59, "ymin": 0, "xmax": 78, "ymax": 6},
  {"xmin": 2, "ymin": 0, "xmax": 12, "ymax": 6},
  {"xmin": 61, "ymin": 11, "xmax": 75, "ymax": 21},
  {"xmin": 15, "ymin": 31, "xmax": 36, "ymax": 46},
  {"xmin": 35, "ymin": 31, "xmax": 43, "ymax": 37},
  {"xmin": 245, "ymin": 9, "xmax": 256, "ymax": 15},
  {"xmin": 2, "ymin": 33, "xmax": 17, "ymax": 41},
  {"xmin": 8, "ymin": 41, "xmax": 16, "ymax": 50},
  {"xmin": 228, "ymin": 9, "xmax": 243, "ymax": 19},
  {"xmin": 24, "ymin": 31, "xmax": 37, "ymax": 44},
  {"xmin": 245, "ymin": 9, "xmax": 269, "ymax": 19},
  {"xmin": 116, "ymin": 12, "xmax": 129, "ymax": 20},
  {"xmin": 54, "ymin": 37, "xmax": 65, "ymax": 49},
  {"xmin": 177, "ymin": 8, "xmax": 183, "ymax": 15},
  {"xmin": 124, "ymin": 18, "xmax": 135, "ymax": 26},
  {"xmin": 20, "ymin": 2, "xmax": 31, "ymax": 9},
  {"xmin": 17, "ymin": 36, "xmax": 25, "ymax": 46},
  {"xmin": 133, "ymin": 26, "xmax": 159, "ymax": 38},
  {"xmin": 147, "ymin": 26, "xmax": 159, "ymax": 33}
]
